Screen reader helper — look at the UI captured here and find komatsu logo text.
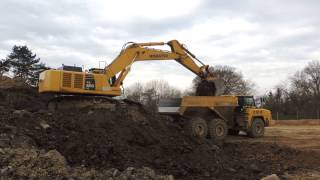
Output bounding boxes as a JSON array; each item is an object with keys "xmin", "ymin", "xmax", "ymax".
[{"xmin": 149, "ymin": 54, "xmax": 168, "ymax": 58}]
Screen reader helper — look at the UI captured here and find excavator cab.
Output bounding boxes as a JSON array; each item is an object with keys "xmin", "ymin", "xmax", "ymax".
[
  {"xmin": 58, "ymin": 65, "xmax": 82, "ymax": 72},
  {"xmin": 88, "ymin": 68, "xmax": 104, "ymax": 74}
]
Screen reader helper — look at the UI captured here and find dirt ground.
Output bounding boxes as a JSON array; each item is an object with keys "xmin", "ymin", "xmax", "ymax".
[
  {"xmin": 227, "ymin": 125, "xmax": 320, "ymax": 152},
  {"xmin": 227, "ymin": 125, "xmax": 320, "ymax": 179}
]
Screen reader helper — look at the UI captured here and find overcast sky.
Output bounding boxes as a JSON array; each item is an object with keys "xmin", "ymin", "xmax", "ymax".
[{"xmin": 0, "ymin": 0, "xmax": 319, "ymax": 94}]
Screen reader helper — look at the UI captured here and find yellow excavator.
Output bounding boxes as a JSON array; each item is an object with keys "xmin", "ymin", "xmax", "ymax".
[{"xmin": 39, "ymin": 40, "xmax": 215, "ymax": 96}]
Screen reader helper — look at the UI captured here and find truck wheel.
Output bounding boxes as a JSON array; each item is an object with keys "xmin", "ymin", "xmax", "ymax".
[
  {"xmin": 209, "ymin": 119, "xmax": 227, "ymax": 141},
  {"xmin": 187, "ymin": 117, "xmax": 208, "ymax": 139},
  {"xmin": 248, "ymin": 118, "xmax": 265, "ymax": 138},
  {"xmin": 228, "ymin": 129, "xmax": 239, "ymax": 136}
]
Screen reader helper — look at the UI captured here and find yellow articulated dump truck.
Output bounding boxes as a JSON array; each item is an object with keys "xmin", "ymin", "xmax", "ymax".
[{"xmin": 158, "ymin": 95, "xmax": 272, "ymax": 141}]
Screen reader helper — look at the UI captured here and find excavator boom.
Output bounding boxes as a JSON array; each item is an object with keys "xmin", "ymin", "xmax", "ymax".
[{"xmin": 105, "ymin": 40, "xmax": 213, "ymax": 87}]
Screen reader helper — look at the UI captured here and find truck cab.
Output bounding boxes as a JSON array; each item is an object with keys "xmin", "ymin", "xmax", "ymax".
[{"xmin": 232, "ymin": 96, "xmax": 272, "ymax": 137}]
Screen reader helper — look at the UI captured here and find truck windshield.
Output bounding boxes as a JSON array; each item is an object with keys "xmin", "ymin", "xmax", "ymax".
[{"xmin": 238, "ymin": 96, "xmax": 255, "ymax": 107}]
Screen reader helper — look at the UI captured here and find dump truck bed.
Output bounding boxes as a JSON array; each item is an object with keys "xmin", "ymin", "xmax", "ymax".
[{"xmin": 158, "ymin": 96, "xmax": 238, "ymax": 115}]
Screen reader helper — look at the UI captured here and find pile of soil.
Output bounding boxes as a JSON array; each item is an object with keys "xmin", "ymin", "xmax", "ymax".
[
  {"xmin": 1, "ymin": 78, "xmax": 319, "ymax": 179},
  {"xmin": 0, "ymin": 76, "xmax": 28, "ymax": 88},
  {"xmin": 0, "ymin": 77, "xmax": 52, "ymax": 112},
  {"xmin": 0, "ymin": 147, "xmax": 172, "ymax": 179}
]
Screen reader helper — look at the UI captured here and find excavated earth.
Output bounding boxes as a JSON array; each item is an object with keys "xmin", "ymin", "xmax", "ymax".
[
  {"xmin": 195, "ymin": 80, "xmax": 217, "ymax": 96},
  {"xmin": 0, "ymin": 77, "xmax": 319, "ymax": 179}
]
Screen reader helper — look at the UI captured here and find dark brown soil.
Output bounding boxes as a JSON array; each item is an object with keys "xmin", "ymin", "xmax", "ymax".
[
  {"xmin": 195, "ymin": 80, "xmax": 217, "ymax": 96},
  {"xmin": 0, "ymin": 77, "xmax": 53, "ymax": 112},
  {"xmin": 1, "ymin": 78, "xmax": 319, "ymax": 179}
]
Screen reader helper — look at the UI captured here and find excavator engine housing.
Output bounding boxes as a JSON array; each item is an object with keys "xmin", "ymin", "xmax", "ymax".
[{"xmin": 39, "ymin": 69, "xmax": 121, "ymax": 96}]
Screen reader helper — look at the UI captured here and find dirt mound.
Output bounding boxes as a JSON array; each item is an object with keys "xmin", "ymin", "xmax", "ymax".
[
  {"xmin": 1, "ymin": 84, "xmax": 320, "ymax": 179},
  {"xmin": 0, "ymin": 148, "xmax": 172, "ymax": 179},
  {"xmin": 1, "ymin": 103, "xmax": 225, "ymax": 179},
  {"xmin": 0, "ymin": 148, "xmax": 68, "ymax": 178},
  {"xmin": 0, "ymin": 77, "xmax": 52, "ymax": 112},
  {"xmin": 0, "ymin": 76, "xmax": 29, "ymax": 88}
]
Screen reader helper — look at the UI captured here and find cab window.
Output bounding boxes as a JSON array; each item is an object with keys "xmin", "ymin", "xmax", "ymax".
[{"xmin": 238, "ymin": 96, "xmax": 255, "ymax": 107}]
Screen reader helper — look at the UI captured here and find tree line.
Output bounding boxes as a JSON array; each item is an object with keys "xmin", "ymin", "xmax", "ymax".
[
  {"xmin": 0, "ymin": 45, "xmax": 49, "ymax": 86},
  {"xmin": 263, "ymin": 61, "xmax": 320, "ymax": 120}
]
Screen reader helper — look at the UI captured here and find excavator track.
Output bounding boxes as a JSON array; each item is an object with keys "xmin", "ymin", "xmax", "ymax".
[{"xmin": 47, "ymin": 95, "xmax": 143, "ymax": 112}]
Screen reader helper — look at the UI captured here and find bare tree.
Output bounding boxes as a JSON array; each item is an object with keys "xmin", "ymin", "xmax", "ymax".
[
  {"xmin": 290, "ymin": 71, "xmax": 311, "ymax": 96},
  {"xmin": 145, "ymin": 80, "xmax": 181, "ymax": 99},
  {"xmin": 124, "ymin": 82, "xmax": 144, "ymax": 102},
  {"xmin": 192, "ymin": 65, "xmax": 254, "ymax": 95},
  {"xmin": 125, "ymin": 80, "xmax": 182, "ymax": 111},
  {"xmin": 264, "ymin": 60, "xmax": 320, "ymax": 120},
  {"xmin": 303, "ymin": 60, "xmax": 320, "ymax": 96}
]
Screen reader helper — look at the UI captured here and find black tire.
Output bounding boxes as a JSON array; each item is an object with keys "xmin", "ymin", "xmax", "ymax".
[
  {"xmin": 228, "ymin": 129, "xmax": 239, "ymax": 136},
  {"xmin": 208, "ymin": 119, "xmax": 227, "ymax": 141},
  {"xmin": 187, "ymin": 117, "xmax": 208, "ymax": 139},
  {"xmin": 248, "ymin": 118, "xmax": 265, "ymax": 138}
]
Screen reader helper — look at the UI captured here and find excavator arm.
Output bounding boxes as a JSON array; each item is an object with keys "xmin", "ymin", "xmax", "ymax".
[{"xmin": 105, "ymin": 40, "xmax": 213, "ymax": 87}]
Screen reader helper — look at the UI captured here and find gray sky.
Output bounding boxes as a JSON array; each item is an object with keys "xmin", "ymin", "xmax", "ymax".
[{"xmin": 0, "ymin": 0, "xmax": 319, "ymax": 94}]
